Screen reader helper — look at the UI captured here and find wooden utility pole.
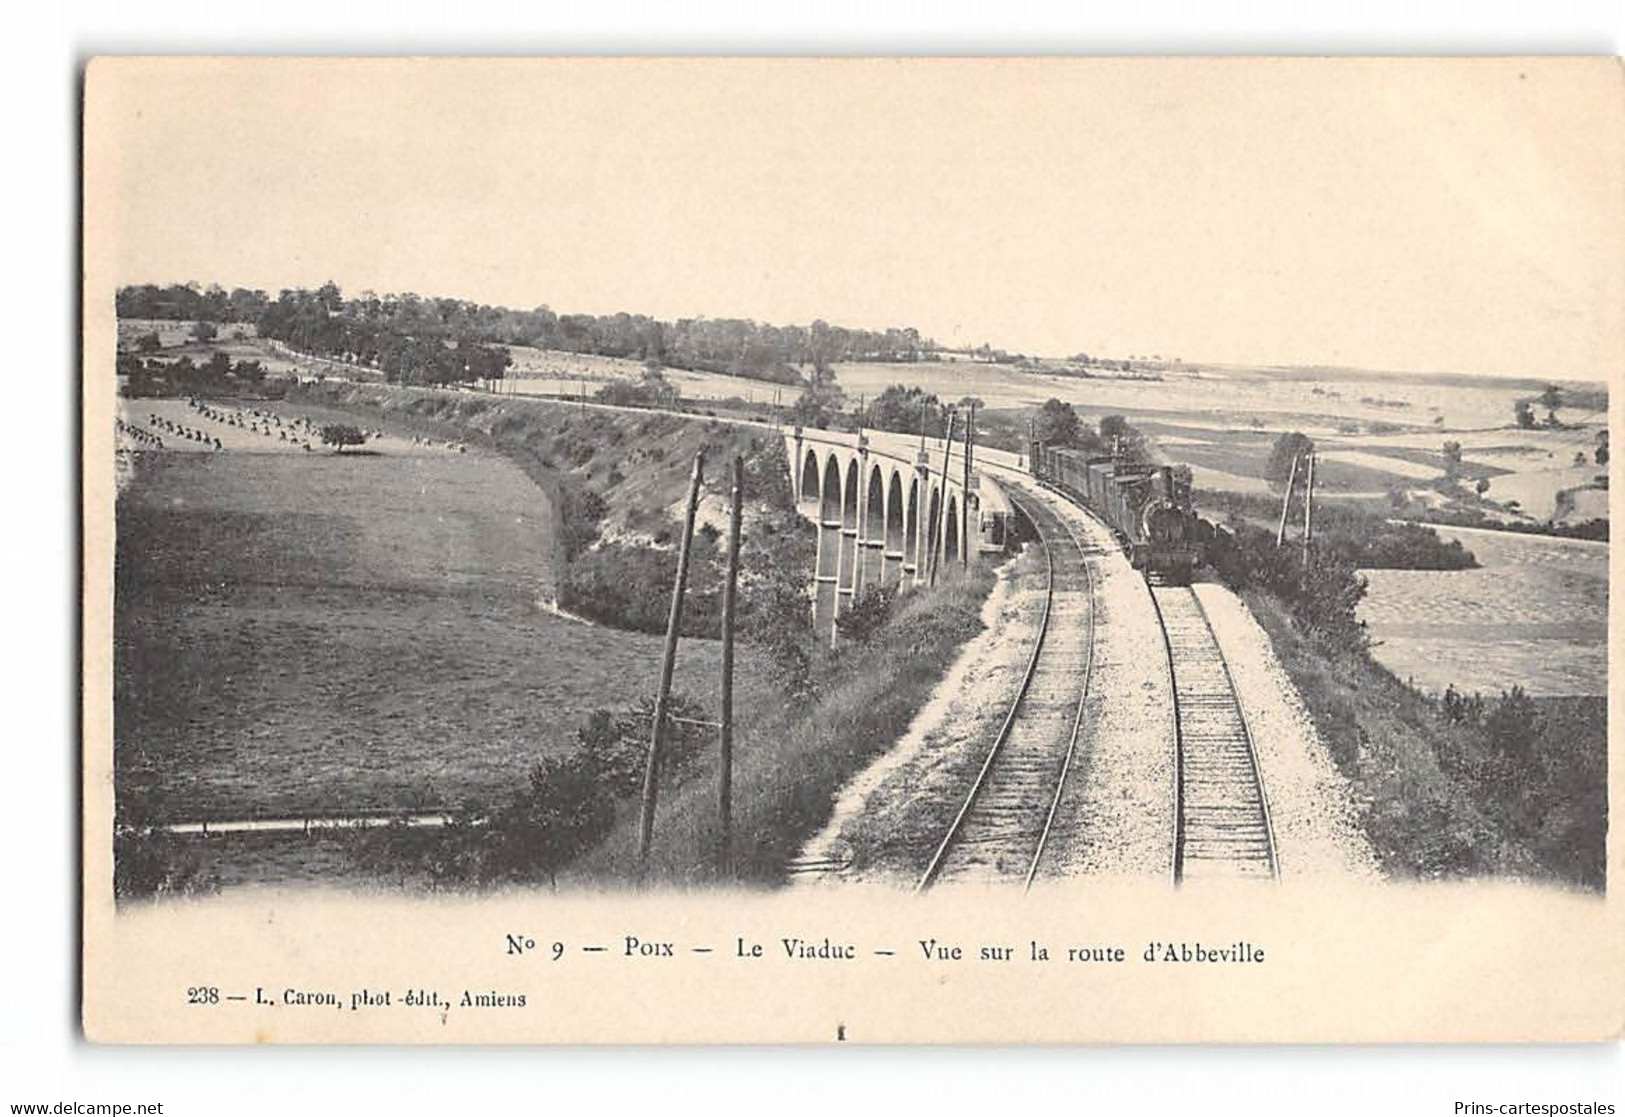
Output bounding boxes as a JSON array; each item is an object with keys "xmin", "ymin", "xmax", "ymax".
[
  {"xmin": 1302, "ymin": 452, "xmax": 1317, "ymax": 566},
  {"xmin": 961, "ymin": 403, "xmax": 976, "ymax": 566},
  {"xmin": 718, "ymin": 454, "xmax": 744, "ymax": 869},
  {"xmin": 637, "ymin": 450, "xmax": 706, "ymax": 866},
  {"xmin": 930, "ymin": 409, "xmax": 957, "ymax": 586},
  {"xmin": 1275, "ymin": 453, "xmax": 1301, "ymax": 547}
]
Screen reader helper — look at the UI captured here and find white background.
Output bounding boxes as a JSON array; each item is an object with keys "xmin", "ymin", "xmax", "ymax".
[{"xmin": 6, "ymin": 3, "xmax": 1622, "ymax": 1113}]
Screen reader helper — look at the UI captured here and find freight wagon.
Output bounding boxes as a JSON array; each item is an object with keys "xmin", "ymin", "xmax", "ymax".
[{"xmin": 1030, "ymin": 442, "xmax": 1205, "ymax": 584}]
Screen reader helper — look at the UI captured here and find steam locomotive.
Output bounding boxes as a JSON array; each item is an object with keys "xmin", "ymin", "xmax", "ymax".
[{"xmin": 1029, "ymin": 442, "xmax": 1207, "ymax": 585}]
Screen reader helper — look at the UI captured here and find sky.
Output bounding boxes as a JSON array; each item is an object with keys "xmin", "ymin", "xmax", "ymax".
[{"xmin": 86, "ymin": 57, "xmax": 1623, "ymax": 379}]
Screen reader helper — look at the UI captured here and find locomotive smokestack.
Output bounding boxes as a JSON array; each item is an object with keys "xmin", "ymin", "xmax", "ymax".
[{"xmin": 1159, "ymin": 465, "xmax": 1174, "ymax": 498}]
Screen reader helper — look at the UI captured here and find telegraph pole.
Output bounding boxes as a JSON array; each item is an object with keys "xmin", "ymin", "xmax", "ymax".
[
  {"xmin": 638, "ymin": 450, "xmax": 706, "ymax": 866},
  {"xmin": 1301, "ymin": 452, "xmax": 1317, "ymax": 566},
  {"xmin": 1276, "ymin": 453, "xmax": 1301, "ymax": 547},
  {"xmin": 930, "ymin": 409, "xmax": 957, "ymax": 586},
  {"xmin": 961, "ymin": 403, "xmax": 976, "ymax": 566},
  {"xmin": 717, "ymin": 454, "xmax": 743, "ymax": 871}
]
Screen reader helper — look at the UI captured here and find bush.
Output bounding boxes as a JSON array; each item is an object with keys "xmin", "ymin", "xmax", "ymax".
[
  {"xmin": 835, "ymin": 583, "xmax": 897, "ymax": 644},
  {"xmin": 790, "ymin": 386, "xmax": 842, "ymax": 430},
  {"xmin": 739, "ymin": 570, "xmax": 816, "ymax": 705},
  {"xmin": 319, "ymin": 423, "xmax": 367, "ymax": 451},
  {"xmin": 1265, "ymin": 431, "xmax": 1314, "ymax": 488},
  {"xmin": 346, "ymin": 694, "xmax": 717, "ymax": 889},
  {"xmin": 1484, "ymin": 686, "xmax": 1538, "ymax": 761},
  {"xmin": 1423, "ymin": 686, "xmax": 1605, "ymax": 889},
  {"xmin": 476, "ymin": 755, "xmax": 619, "ymax": 885},
  {"xmin": 558, "ymin": 541, "xmax": 721, "ymax": 636},
  {"xmin": 1207, "ymin": 521, "xmax": 1368, "ymax": 647},
  {"xmin": 866, "ymin": 384, "xmax": 943, "ymax": 437},
  {"xmin": 1341, "ymin": 523, "xmax": 1475, "ymax": 570},
  {"xmin": 556, "ymin": 485, "xmax": 607, "ymax": 560},
  {"xmin": 575, "ymin": 693, "xmax": 713, "ymax": 799},
  {"xmin": 595, "ymin": 372, "xmax": 680, "ymax": 409},
  {"xmin": 348, "ymin": 753, "xmax": 617, "ymax": 890},
  {"xmin": 1032, "ymin": 398, "xmax": 1084, "ymax": 447}
]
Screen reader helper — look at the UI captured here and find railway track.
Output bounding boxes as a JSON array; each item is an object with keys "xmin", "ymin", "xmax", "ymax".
[
  {"xmin": 917, "ymin": 489, "xmax": 1097, "ymax": 891},
  {"xmin": 1149, "ymin": 585, "xmax": 1279, "ymax": 882}
]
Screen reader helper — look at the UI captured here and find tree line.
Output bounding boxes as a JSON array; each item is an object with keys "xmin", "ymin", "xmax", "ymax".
[
  {"xmin": 118, "ymin": 350, "xmax": 268, "ymax": 395},
  {"xmin": 117, "ymin": 281, "xmax": 944, "ymax": 386}
]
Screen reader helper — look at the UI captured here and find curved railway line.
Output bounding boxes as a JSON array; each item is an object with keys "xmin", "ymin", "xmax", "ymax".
[
  {"xmin": 916, "ymin": 489, "xmax": 1097, "ymax": 892},
  {"xmin": 1149, "ymin": 584, "xmax": 1279, "ymax": 883}
]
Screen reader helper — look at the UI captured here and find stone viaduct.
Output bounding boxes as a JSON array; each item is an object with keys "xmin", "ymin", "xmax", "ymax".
[{"xmin": 784, "ymin": 426, "xmax": 988, "ymax": 641}]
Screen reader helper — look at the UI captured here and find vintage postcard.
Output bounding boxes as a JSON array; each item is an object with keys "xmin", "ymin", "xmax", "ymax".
[{"xmin": 82, "ymin": 57, "xmax": 1623, "ymax": 1043}]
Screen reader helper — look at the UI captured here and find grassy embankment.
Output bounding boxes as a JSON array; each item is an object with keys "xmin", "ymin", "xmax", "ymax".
[
  {"xmin": 1245, "ymin": 591, "xmax": 1606, "ymax": 890},
  {"xmin": 569, "ymin": 565, "xmax": 998, "ymax": 888},
  {"xmin": 1208, "ymin": 505, "xmax": 1603, "ymax": 891}
]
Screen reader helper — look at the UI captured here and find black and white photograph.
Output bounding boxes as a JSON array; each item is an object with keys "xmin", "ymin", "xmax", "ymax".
[{"xmin": 75, "ymin": 55, "xmax": 1621, "ymax": 1048}]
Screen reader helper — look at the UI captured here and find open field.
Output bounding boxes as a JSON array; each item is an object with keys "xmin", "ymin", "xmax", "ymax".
[
  {"xmin": 496, "ymin": 351, "xmax": 1607, "ymax": 524},
  {"xmin": 826, "ymin": 358, "xmax": 1584, "ymax": 433},
  {"xmin": 504, "ymin": 345, "xmax": 645, "ymax": 378},
  {"xmin": 118, "ymin": 318, "xmax": 260, "ymax": 350},
  {"xmin": 1321, "ymin": 449, "xmax": 1441, "ymax": 481},
  {"xmin": 115, "ymin": 418, "xmax": 738, "ymax": 825},
  {"xmin": 501, "ymin": 348, "xmax": 798, "ymax": 406},
  {"xmin": 118, "ymin": 328, "xmax": 309, "ymax": 379},
  {"xmin": 1481, "ymin": 462, "xmax": 1606, "ymax": 521},
  {"xmin": 117, "ymin": 398, "xmax": 466, "ymax": 457},
  {"xmin": 1358, "ymin": 527, "xmax": 1608, "ymax": 698}
]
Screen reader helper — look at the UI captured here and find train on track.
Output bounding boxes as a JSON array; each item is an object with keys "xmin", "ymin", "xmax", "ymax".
[{"xmin": 1029, "ymin": 442, "xmax": 1210, "ymax": 585}]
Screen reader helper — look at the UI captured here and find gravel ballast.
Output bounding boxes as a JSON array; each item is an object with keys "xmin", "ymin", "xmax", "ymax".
[
  {"xmin": 1031, "ymin": 481, "xmax": 1177, "ymax": 883},
  {"xmin": 1193, "ymin": 584, "xmax": 1381, "ymax": 879}
]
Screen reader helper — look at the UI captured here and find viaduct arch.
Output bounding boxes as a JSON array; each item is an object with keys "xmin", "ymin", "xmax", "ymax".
[{"xmin": 787, "ymin": 426, "xmax": 979, "ymax": 642}]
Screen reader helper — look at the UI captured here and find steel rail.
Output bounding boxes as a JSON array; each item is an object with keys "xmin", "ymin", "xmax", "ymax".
[
  {"xmin": 1151, "ymin": 584, "xmax": 1279, "ymax": 884},
  {"xmin": 915, "ymin": 486, "xmax": 1095, "ymax": 892},
  {"xmin": 914, "ymin": 494, "xmax": 1055, "ymax": 892},
  {"xmin": 1022, "ymin": 495, "xmax": 1097, "ymax": 892},
  {"xmin": 1145, "ymin": 583, "xmax": 1186, "ymax": 884},
  {"xmin": 1188, "ymin": 589, "xmax": 1280, "ymax": 881}
]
